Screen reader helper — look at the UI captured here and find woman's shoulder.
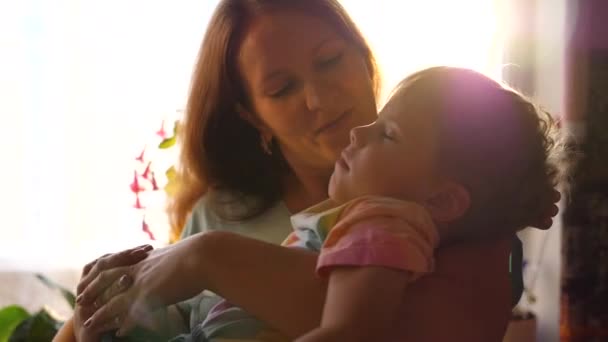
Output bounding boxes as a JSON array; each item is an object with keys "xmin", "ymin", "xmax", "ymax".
[{"xmin": 182, "ymin": 193, "xmax": 294, "ymax": 244}]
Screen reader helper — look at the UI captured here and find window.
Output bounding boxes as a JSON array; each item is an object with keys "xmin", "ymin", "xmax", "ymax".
[
  {"xmin": 0, "ymin": 0, "xmax": 508, "ymax": 270},
  {"xmin": 340, "ymin": 0, "xmax": 505, "ymax": 103}
]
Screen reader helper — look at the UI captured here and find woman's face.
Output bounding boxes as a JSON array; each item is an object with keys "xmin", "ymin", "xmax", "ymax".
[{"xmin": 237, "ymin": 10, "xmax": 377, "ymax": 174}]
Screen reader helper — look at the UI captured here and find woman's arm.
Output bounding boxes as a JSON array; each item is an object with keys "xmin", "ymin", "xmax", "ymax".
[
  {"xmin": 295, "ymin": 267, "xmax": 408, "ymax": 342},
  {"xmin": 77, "ymin": 231, "xmax": 325, "ymax": 338}
]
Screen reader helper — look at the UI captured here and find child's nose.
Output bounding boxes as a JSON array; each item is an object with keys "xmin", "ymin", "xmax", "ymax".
[{"xmin": 350, "ymin": 126, "xmax": 366, "ymax": 147}]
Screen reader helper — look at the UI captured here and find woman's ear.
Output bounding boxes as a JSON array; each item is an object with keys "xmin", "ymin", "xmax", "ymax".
[
  {"xmin": 237, "ymin": 103, "xmax": 260, "ymax": 128},
  {"xmin": 237, "ymin": 103, "xmax": 274, "ymax": 154},
  {"xmin": 424, "ymin": 182, "xmax": 471, "ymax": 223},
  {"xmin": 237, "ymin": 103, "xmax": 272, "ymax": 136}
]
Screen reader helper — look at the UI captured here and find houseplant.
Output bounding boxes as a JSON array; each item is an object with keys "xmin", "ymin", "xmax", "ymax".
[
  {"xmin": 0, "ymin": 274, "xmax": 74, "ymax": 342},
  {"xmin": 0, "ymin": 115, "xmax": 183, "ymax": 341},
  {"xmin": 130, "ymin": 115, "xmax": 182, "ymax": 244}
]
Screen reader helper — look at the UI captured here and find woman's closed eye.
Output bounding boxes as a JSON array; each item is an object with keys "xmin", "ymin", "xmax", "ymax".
[
  {"xmin": 266, "ymin": 52, "xmax": 343, "ymax": 98},
  {"xmin": 268, "ymin": 81, "xmax": 295, "ymax": 98},
  {"xmin": 317, "ymin": 51, "xmax": 343, "ymax": 69}
]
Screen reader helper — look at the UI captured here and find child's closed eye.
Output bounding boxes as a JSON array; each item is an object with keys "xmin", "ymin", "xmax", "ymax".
[{"xmin": 382, "ymin": 130, "xmax": 396, "ymax": 141}]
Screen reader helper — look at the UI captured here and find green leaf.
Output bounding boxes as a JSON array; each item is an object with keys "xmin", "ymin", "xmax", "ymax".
[
  {"xmin": 173, "ymin": 120, "xmax": 180, "ymax": 135},
  {"xmin": 163, "ymin": 166, "xmax": 178, "ymax": 197},
  {"xmin": 158, "ymin": 136, "xmax": 177, "ymax": 149},
  {"xmin": 35, "ymin": 273, "xmax": 76, "ymax": 309},
  {"xmin": 8, "ymin": 309, "xmax": 61, "ymax": 342},
  {"xmin": 0, "ymin": 306, "xmax": 30, "ymax": 342},
  {"xmin": 165, "ymin": 166, "xmax": 176, "ymax": 180}
]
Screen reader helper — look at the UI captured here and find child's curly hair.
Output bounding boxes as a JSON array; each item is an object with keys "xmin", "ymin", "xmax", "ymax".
[{"xmin": 392, "ymin": 67, "xmax": 565, "ymax": 241}]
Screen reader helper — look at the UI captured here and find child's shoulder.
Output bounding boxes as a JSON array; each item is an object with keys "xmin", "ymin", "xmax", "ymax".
[
  {"xmin": 339, "ymin": 195, "xmax": 435, "ymax": 231},
  {"xmin": 343, "ymin": 195, "xmax": 429, "ymax": 217}
]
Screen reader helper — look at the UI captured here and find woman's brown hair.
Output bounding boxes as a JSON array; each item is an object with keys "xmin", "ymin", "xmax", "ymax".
[{"xmin": 168, "ymin": 0, "xmax": 381, "ymax": 241}]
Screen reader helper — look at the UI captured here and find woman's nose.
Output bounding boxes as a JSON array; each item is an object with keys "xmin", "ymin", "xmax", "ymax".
[{"xmin": 305, "ymin": 78, "xmax": 333, "ymax": 112}]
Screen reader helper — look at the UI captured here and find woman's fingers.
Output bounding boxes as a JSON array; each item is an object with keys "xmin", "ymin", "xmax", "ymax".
[
  {"xmin": 116, "ymin": 300, "xmax": 158, "ymax": 337},
  {"xmin": 81, "ymin": 245, "xmax": 151, "ymax": 279},
  {"xmin": 84, "ymin": 292, "xmax": 132, "ymax": 333},
  {"xmin": 115, "ymin": 309, "xmax": 140, "ymax": 337},
  {"xmin": 95, "ymin": 273, "xmax": 134, "ymax": 309},
  {"xmin": 77, "ymin": 245, "xmax": 152, "ymax": 295},
  {"xmin": 84, "ymin": 293, "xmax": 156, "ymax": 338},
  {"xmin": 77, "ymin": 267, "xmax": 130, "ymax": 305},
  {"xmin": 81, "ymin": 254, "xmax": 110, "ymax": 281},
  {"xmin": 129, "ymin": 244, "xmax": 155, "ymax": 256}
]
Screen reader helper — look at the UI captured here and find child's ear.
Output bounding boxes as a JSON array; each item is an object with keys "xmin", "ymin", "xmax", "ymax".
[{"xmin": 424, "ymin": 182, "xmax": 471, "ymax": 223}]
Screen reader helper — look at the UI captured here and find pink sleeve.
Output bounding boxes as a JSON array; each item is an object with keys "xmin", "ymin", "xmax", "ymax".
[{"xmin": 317, "ymin": 217, "xmax": 436, "ymax": 279}]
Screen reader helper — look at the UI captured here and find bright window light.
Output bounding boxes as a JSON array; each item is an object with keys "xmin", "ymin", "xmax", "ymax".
[
  {"xmin": 0, "ymin": 0, "xmax": 508, "ymax": 269},
  {"xmin": 340, "ymin": 0, "xmax": 504, "ymax": 103}
]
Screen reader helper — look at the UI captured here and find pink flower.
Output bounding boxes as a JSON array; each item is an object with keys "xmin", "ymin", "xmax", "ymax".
[
  {"xmin": 130, "ymin": 171, "xmax": 145, "ymax": 193},
  {"xmin": 156, "ymin": 120, "xmax": 167, "ymax": 139},
  {"xmin": 135, "ymin": 147, "xmax": 146, "ymax": 163},
  {"xmin": 142, "ymin": 162, "xmax": 152, "ymax": 180},
  {"xmin": 150, "ymin": 172, "xmax": 159, "ymax": 191},
  {"xmin": 142, "ymin": 217, "xmax": 156, "ymax": 240},
  {"xmin": 134, "ymin": 194, "xmax": 144, "ymax": 209}
]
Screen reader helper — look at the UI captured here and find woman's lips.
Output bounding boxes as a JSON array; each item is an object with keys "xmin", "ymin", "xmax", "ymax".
[{"xmin": 315, "ymin": 111, "xmax": 351, "ymax": 136}]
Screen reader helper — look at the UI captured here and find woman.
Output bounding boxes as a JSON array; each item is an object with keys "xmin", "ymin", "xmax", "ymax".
[{"xmin": 56, "ymin": 0, "xmax": 558, "ymax": 341}]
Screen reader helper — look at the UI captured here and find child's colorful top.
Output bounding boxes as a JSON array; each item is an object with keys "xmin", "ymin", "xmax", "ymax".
[
  {"xmin": 284, "ymin": 196, "xmax": 438, "ymax": 278},
  {"xmin": 195, "ymin": 196, "xmax": 439, "ymax": 342}
]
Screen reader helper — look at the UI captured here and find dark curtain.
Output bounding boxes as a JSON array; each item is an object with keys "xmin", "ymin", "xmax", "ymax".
[{"xmin": 560, "ymin": 0, "xmax": 608, "ymax": 340}]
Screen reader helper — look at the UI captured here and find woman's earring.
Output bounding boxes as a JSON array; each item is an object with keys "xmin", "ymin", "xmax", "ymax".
[{"xmin": 260, "ymin": 134, "xmax": 273, "ymax": 155}]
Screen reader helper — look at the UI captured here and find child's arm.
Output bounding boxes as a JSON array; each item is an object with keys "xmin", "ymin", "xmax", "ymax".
[
  {"xmin": 52, "ymin": 317, "xmax": 77, "ymax": 342},
  {"xmin": 295, "ymin": 266, "xmax": 409, "ymax": 342}
]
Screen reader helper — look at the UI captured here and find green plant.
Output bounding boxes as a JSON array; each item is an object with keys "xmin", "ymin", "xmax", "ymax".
[
  {"xmin": 0, "ymin": 274, "xmax": 74, "ymax": 342},
  {"xmin": 0, "ymin": 118, "xmax": 183, "ymax": 341},
  {"xmin": 0, "ymin": 306, "xmax": 29, "ymax": 342},
  {"xmin": 131, "ymin": 116, "xmax": 181, "ymax": 243},
  {"xmin": 0, "ymin": 274, "xmax": 163, "ymax": 342}
]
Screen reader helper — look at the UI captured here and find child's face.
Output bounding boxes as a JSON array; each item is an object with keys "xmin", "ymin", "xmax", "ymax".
[{"xmin": 328, "ymin": 91, "xmax": 442, "ymax": 204}]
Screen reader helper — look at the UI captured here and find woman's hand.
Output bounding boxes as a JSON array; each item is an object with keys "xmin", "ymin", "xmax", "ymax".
[
  {"xmin": 73, "ymin": 305, "xmax": 99, "ymax": 342},
  {"xmin": 529, "ymin": 189, "xmax": 561, "ymax": 230},
  {"xmin": 73, "ymin": 244, "xmax": 153, "ymax": 341},
  {"xmin": 76, "ymin": 244, "xmax": 154, "ymax": 299},
  {"xmin": 76, "ymin": 234, "xmax": 209, "ymax": 336}
]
